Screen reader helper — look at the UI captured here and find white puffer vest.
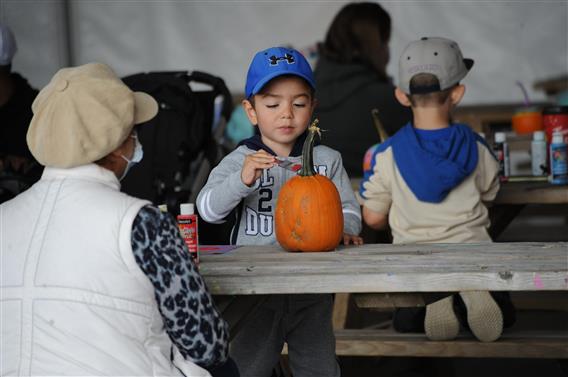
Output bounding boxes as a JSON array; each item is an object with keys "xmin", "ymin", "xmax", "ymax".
[{"xmin": 0, "ymin": 164, "xmax": 210, "ymax": 376}]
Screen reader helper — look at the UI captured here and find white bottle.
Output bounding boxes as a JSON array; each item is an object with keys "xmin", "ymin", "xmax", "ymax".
[
  {"xmin": 180, "ymin": 203, "xmax": 194, "ymax": 216},
  {"xmin": 531, "ymin": 131, "xmax": 547, "ymax": 176}
]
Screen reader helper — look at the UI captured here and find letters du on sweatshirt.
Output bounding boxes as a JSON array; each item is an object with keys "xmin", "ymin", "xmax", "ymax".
[{"xmin": 244, "ymin": 165, "xmax": 328, "ymax": 237}]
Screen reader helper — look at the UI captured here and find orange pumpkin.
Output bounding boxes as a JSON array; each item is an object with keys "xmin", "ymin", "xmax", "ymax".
[{"xmin": 275, "ymin": 120, "xmax": 344, "ymax": 252}]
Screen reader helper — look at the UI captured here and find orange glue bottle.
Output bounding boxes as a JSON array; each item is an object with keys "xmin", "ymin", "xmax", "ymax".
[{"xmin": 177, "ymin": 203, "xmax": 199, "ymax": 264}]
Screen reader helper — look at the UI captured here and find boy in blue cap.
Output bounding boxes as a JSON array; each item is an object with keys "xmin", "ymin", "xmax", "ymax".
[
  {"xmin": 197, "ymin": 47, "xmax": 363, "ymax": 376},
  {"xmin": 359, "ymin": 37, "xmax": 515, "ymax": 342}
]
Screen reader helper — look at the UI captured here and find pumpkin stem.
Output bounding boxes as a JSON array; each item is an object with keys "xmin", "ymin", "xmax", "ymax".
[{"xmin": 298, "ymin": 119, "xmax": 320, "ymax": 177}]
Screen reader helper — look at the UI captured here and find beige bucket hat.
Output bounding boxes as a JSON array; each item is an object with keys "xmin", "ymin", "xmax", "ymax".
[{"xmin": 27, "ymin": 62, "xmax": 158, "ymax": 168}]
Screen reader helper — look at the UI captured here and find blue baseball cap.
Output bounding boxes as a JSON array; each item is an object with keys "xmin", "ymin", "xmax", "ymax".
[{"xmin": 245, "ymin": 47, "xmax": 316, "ymax": 99}]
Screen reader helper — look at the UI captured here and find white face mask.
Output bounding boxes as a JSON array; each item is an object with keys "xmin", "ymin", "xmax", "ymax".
[{"xmin": 119, "ymin": 132, "xmax": 143, "ymax": 181}]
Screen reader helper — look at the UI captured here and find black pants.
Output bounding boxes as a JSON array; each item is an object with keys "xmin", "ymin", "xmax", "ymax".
[{"xmin": 210, "ymin": 357, "xmax": 240, "ymax": 377}]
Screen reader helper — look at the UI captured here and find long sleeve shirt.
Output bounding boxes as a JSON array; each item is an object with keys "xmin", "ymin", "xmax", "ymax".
[
  {"xmin": 131, "ymin": 206, "xmax": 229, "ymax": 368},
  {"xmin": 197, "ymin": 140, "xmax": 362, "ymax": 245}
]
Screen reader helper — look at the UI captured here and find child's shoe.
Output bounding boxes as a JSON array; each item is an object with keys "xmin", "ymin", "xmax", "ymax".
[
  {"xmin": 459, "ymin": 290, "xmax": 503, "ymax": 342},
  {"xmin": 424, "ymin": 295, "xmax": 460, "ymax": 341}
]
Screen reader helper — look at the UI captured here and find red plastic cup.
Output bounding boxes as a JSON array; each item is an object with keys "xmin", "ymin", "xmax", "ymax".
[{"xmin": 512, "ymin": 107, "xmax": 543, "ymax": 135}]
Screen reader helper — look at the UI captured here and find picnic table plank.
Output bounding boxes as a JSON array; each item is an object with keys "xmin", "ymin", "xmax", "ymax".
[
  {"xmin": 200, "ymin": 242, "xmax": 568, "ymax": 295},
  {"xmin": 332, "ymin": 329, "xmax": 568, "ymax": 358}
]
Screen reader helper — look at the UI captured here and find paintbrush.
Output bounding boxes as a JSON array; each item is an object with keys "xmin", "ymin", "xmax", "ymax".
[
  {"xmin": 371, "ymin": 108, "xmax": 389, "ymax": 143},
  {"xmin": 275, "ymin": 158, "xmax": 302, "ymax": 172}
]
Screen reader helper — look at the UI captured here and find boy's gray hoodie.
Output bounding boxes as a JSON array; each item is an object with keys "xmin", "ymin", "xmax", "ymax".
[{"xmin": 196, "ymin": 134, "xmax": 362, "ymax": 246}]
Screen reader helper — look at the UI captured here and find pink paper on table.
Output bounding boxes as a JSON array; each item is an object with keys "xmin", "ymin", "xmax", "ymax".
[
  {"xmin": 533, "ymin": 273, "xmax": 544, "ymax": 289},
  {"xmin": 199, "ymin": 245, "xmax": 239, "ymax": 254}
]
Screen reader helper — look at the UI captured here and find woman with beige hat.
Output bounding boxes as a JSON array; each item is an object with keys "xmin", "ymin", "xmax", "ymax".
[{"xmin": 0, "ymin": 63, "xmax": 234, "ymax": 376}]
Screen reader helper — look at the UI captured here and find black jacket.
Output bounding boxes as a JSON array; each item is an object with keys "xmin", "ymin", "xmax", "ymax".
[
  {"xmin": 0, "ymin": 73, "xmax": 38, "ymax": 159},
  {"xmin": 314, "ymin": 56, "xmax": 411, "ymax": 177},
  {"xmin": 0, "ymin": 73, "xmax": 41, "ymax": 203}
]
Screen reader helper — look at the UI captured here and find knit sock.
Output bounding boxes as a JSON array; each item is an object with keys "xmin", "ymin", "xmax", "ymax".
[
  {"xmin": 424, "ymin": 295, "xmax": 460, "ymax": 341},
  {"xmin": 459, "ymin": 290, "xmax": 503, "ymax": 342}
]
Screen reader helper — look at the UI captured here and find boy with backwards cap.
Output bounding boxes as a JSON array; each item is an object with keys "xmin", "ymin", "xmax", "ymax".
[
  {"xmin": 197, "ymin": 47, "xmax": 363, "ymax": 376},
  {"xmin": 359, "ymin": 37, "xmax": 515, "ymax": 342}
]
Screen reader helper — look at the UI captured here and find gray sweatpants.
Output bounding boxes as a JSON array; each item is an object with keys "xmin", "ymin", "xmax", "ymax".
[{"xmin": 230, "ymin": 294, "xmax": 340, "ymax": 377}]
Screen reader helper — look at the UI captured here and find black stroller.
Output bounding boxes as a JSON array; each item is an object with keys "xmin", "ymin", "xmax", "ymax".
[{"xmin": 121, "ymin": 70, "xmax": 235, "ymax": 244}]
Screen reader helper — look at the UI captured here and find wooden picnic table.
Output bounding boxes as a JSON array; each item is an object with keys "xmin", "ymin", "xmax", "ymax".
[
  {"xmin": 200, "ymin": 242, "xmax": 568, "ymax": 295},
  {"xmin": 495, "ymin": 181, "xmax": 568, "ymax": 205},
  {"xmin": 352, "ymin": 178, "xmax": 568, "ymax": 205},
  {"xmin": 490, "ymin": 182, "xmax": 567, "ymax": 238},
  {"xmin": 201, "ymin": 242, "xmax": 568, "ymax": 358}
]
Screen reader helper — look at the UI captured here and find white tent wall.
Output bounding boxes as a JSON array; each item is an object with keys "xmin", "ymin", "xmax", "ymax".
[
  {"xmin": 1, "ymin": 0, "xmax": 69, "ymax": 86},
  {"xmin": 2, "ymin": 0, "xmax": 567, "ymax": 105}
]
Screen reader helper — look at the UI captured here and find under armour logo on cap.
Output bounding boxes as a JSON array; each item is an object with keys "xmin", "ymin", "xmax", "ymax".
[
  {"xmin": 245, "ymin": 46, "xmax": 316, "ymax": 99},
  {"xmin": 269, "ymin": 53, "xmax": 295, "ymax": 66}
]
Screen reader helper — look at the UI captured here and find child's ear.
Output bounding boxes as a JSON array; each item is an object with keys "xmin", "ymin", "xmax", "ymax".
[
  {"xmin": 242, "ymin": 99, "xmax": 258, "ymax": 125},
  {"xmin": 450, "ymin": 84, "xmax": 465, "ymax": 106},
  {"xmin": 394, "ymin": 87, "xmax": 411, "ymax": 107}
]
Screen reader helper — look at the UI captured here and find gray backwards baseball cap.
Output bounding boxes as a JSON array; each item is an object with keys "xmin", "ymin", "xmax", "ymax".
[{"xmin": 398, "ymin": 37, "xmax": 474, "ymax": 94}]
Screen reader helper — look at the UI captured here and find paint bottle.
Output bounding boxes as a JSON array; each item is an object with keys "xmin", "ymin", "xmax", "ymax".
[
  {"xmin": 549, "ymin": 131, "xmax": 568, "ymax": 185},
  {"xmin": 493, "ymin": 132, "xmax": 510, "ymax": 182},
  {"xmin": 531, "ymin": 131, "xmax": 547, "ymax": 176},
  {"xmin": 177, "ymin": 203, "xmax": 199, "ymax": 264},
  {"xmin": 543, "ymin": 106, "xmax": 568, "ymax": 147},
  {"xmin": 543, "ymin": 106, "xmax": 568, "ymax": 168}
]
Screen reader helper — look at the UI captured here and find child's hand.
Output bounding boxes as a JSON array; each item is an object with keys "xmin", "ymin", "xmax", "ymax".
[
  {"xmin": 343, "ymin": 233, "xmax": 363, "ymax": 246},
  {"xmin": 362, "ymin": 206, "xmax": 388, "ymax": 230},
  {"xmin": 241, "ymin": 150, "xmax": 276, "ymax": 186}
]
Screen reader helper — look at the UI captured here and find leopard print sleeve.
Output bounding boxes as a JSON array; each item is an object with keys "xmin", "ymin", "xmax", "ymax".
[{"xmin": 131, "ymin": 205, "xmax": 229, "ymax": 369}]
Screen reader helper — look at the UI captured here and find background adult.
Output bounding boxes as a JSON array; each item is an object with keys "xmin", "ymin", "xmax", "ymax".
[
  {"xmin": 314, "ymin": 2, "xmax": 411, "ymax": 177},
  {"xmin": 0, "ymin": 63, "xmax": 233, "ymax": 377},
  {"xmin": 0, "ymin": 23, "xmax": 41, "ymax": 203}
]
